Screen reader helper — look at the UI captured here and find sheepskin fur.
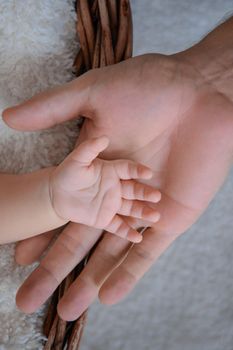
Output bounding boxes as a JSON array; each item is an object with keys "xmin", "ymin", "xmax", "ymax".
[{"xmin": 0, "ymin": 1, "xmax": 78, "ymax": 348}]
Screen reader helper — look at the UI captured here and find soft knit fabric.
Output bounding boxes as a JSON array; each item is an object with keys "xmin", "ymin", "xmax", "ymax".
[{"xmin": 0, "ymin": 1, "xmax": 233, "ymax": 349}]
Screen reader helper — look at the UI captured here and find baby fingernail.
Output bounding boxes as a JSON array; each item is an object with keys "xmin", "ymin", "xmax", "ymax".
[
  {"xmin": 145, "ymin": 209, "xmax": 160, "ymax": 222},
  {"xmin": 127, "ymin": 230, "xmax": 142, "ymax": 243},
  {"xmin": 151, "ymin": 191, "xmax": 161, "ymax": 202}
]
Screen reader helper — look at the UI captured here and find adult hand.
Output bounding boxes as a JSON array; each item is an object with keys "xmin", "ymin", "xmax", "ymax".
[{"xmin": 3, "ymin": 18, "xmax": 233, "ymax": 320}]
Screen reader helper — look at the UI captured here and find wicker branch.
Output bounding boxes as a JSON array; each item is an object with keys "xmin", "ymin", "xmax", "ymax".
[{"xmin": 43, "ymin": 1, "xmax": 132, "ymax": 348}]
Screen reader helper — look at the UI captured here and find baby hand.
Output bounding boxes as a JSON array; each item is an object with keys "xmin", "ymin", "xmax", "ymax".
[{"xmin": 49, "ymin": 137, "xmax": 161, "ymax": 243}]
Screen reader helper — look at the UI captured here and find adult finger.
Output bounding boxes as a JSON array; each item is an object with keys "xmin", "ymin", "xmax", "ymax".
[
  {"xmin": 99, "ymin": 189, "xmax": 199, "ymax": 304},
  {"xmin": 15, "ymin": 229, "xmax": 58, "ymax": 266},
  {"xmin": 2, "ymin": 70, "xmax": 97, "ymax": 131},
  {"xmin": 99, "ymin": 226, "xmax": 176, "ymax": 305},
  {"xmin": 16, "ymin": 223, "xmax": 102, "ymax": 314},
  {"xmin": 57, "ymin": 232, "xmax": 132, "ymax": 321}
]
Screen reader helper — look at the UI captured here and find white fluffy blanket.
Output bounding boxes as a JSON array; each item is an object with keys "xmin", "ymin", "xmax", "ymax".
[
  {"xmin": 0, "ymin": 1, "xmax": 78, "ymax": 348},
  {"xmin": 0, "ymin": 1, "xmax": 233, "ymax": 350}
]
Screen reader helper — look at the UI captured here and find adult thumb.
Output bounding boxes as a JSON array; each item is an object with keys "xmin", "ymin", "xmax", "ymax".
[{"xmin": 2, "ymin": 70, "xmax": 96, "ymax": 131}]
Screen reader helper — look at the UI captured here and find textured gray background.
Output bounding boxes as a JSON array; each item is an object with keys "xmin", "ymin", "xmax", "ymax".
[{"xmin": 81, "ymin": 1, "xmax": 233, "ymax": 350}]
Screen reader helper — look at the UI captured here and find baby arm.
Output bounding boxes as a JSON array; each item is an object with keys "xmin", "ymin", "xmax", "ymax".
[
  {"xmin": 0, "ymin": 136, "xmax": 161, "ymax": 244},
  {"xmin": 0, "ymin": 168, "xmax": 66, "ymax": 244}
]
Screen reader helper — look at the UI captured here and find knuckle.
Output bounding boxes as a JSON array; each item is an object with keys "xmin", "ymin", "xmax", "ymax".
[
  {"xmin": 120, "ymin": 265, "xmax": 138, "ymax": 285},
  {"xmin": 118, "ymin": 221, "xmax": 129, "ymax": 237},
  {"xmin": 98, "ymin": 246, "xmax": 121, "ymax": 266},
  {"xmin": 39, "ymin": 264, "xmax": 60, "ymax": 285},
  {"xmin": 132, "ymin": 201, "xmax": 142, "ymax": 216},
  {"xmin": 59, "ymin": 234, "xmax": 87, "ymax": 258},
  {"xmin": 78, "ymin": 273, "xmax": 97, "ymax": 289},
  {"xmin": 134, "ymin": 245, "xmax": 155, "ymax": 264},
  {"xmin": 135, "ymin": 181, "xmax": 143, "ymax": 197}
]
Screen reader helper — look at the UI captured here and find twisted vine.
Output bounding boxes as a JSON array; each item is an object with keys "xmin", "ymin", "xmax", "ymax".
[{"xmin": 43, "ymin": 1, "xmax": 132, "ymax": 348}]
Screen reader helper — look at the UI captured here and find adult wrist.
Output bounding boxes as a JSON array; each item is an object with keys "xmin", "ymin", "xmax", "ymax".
[
  {"xmin": 176, "ymin": 16, "xmax": 233, "ymax": 102},
  {"xmin": 175, "ymin": 16, "xmax": 233, "ymax": 159}
]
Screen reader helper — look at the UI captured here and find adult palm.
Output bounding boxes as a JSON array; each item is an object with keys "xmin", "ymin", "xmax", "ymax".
[{"xmin": 3, "ymin": 53, "xmax": 233, "ymax": 321}]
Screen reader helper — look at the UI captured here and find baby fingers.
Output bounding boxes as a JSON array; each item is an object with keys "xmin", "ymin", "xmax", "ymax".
[
  {"xmin": 70, "ymin": 136, "xmax": 109, "ymax": 166},
  {"xmin": 118, "ymin": 199, "xmax": 160, "ymax": 223},
  {"xmin": 105, "ymin": 215, "xmax": 143, "ymax": 243},
  {"xmin": 121, "ymin": 180, "xmax": 161, "ymax": 202},
  {"xmin": 113, "ymin": 160, "xmax": 153, "ymax": 180}
]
